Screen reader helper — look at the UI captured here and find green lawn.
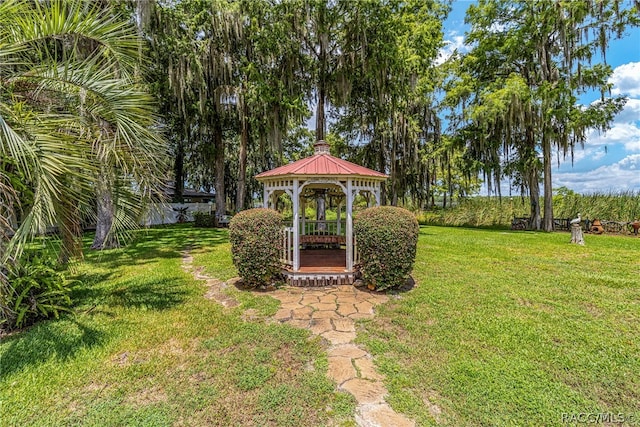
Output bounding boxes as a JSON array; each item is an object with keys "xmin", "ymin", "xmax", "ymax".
[
  {"xmin": 1, "ymin": 225, "xmax": 638, "ymax": 426},
  {"xmin": 0, "ymin": 225, "xmax": 354, "ymax": 426},
  {"xmin": 359, "ymin": 227, "xmax": 640, "ymax": 426}
]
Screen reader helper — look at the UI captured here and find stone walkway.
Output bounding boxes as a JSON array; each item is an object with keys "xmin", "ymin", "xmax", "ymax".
[
  {"xmin": 269, "ymin": 286, "xmax": 415, "ymax": 427},
  {"xmin": 182, "ymin": 251, "xmax": 240, "ymax": 308},
  {"xmin": 181, "ymin": 251, "xmax": 415, "ymax": 427}
]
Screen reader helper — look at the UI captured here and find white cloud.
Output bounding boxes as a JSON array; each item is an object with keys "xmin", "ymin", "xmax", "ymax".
[
  {"xmin": 580, "ymin": 94, "xmax": 640, "ymax": 155},
  {"xmin": 554, "ymin": 154, "xmax": 640, "ymax": 193},
  {"xmin": 587, "ymin": 122, "xmax": 640, "ymax": 152},
  {"xmin": 610, "ymin": 62, "xmax": 640, "ymax": 97},
  {"xmin": 591, "ymin": 150, "xmax": 607, "ymax": 161},
  {"xmin": 436, "ymin": 32, "xmax": 468, "ymax": 65},
  {"xmin": 614, "ymin": 98, "xmax": 640, "ymax": 123}
]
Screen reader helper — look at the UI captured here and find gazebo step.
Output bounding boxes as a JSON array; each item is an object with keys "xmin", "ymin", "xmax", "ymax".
[{"xmin": 282, "ymin": 271, "xmax": 354, "ymax": 287}]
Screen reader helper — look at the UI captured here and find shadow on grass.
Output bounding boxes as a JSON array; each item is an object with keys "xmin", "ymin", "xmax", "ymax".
[
  {"xmin": 73, "ymin": 276, "xmax": 190, "ymax": 312},
  {"xmin": 82, "ymin": 224, "xmax": 229, "ymax": 270},
  {"xmin": 1, "ymin": 277, "xmax": 188, "ymax": 380},
  {"xmin": 0, "ymin": 227, "xmax": 204, "ymax": 380},
  {"xmin": 0, "ymin": 318, "xmax": 105, "ymax": 380},
  {"xmin": 354, "ymin": 276, "xmax": 416, "ymax": 295}
]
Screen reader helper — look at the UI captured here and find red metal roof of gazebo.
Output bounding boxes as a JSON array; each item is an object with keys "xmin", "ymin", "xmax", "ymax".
[{"xmin": 255, "ymin": 141, "xmax": 388, "ymax": 180}]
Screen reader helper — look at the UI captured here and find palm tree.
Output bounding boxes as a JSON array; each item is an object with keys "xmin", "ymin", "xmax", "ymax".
[{"xmin": 0, "ymin": 0, "xmax": 168, "ymax": 261}]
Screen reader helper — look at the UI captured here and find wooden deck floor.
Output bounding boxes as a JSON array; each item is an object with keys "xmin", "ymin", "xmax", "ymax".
[
  {"xmin": 298, "ymin": 249, "xmax": 346, "ymax": 273},
  {"xmin": 282, "ymin": 249, "xmax": 353, "ymax": 286}
]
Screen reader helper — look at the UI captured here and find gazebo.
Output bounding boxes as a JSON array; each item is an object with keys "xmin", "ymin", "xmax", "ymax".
[{"xmin": 255, "ymin": 141, "xmax": 388, "ymax": 285}]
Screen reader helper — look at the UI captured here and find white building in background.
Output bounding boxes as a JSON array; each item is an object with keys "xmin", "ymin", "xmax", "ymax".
[{"xmin": 143, "ymin": 185, "xmax": 216, "ymax": 226}]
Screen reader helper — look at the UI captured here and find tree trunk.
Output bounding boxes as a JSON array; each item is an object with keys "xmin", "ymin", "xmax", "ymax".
[
  {"xmin": 447, "ymin": 161, "xmax": 453, "ymax": 209},
  {"xmin": 523, "ymin": 124, "xmax": 541, "ymax": 230},
  {"xmin": 375, "ymin": 126, "xmax": 387, "ymax": 205},
  {"xmin": 58, "ymin": 197, "xmax": 83, "ymax": 264},
  {"xmin": 542, "ymin": 132, "xmax": 553, "ymax": 231},
  {"xmin": 236, "ymin": 96, "xmax": 249, "ymax": 212},
  {"xmin": 214, "ymin": 114, "xmax": 226, "ymax": 219},
  {"xmin": 92, "ymin": 167, "xmax": 118, "ymax": 250},
  {"xmin": 570, "ymin": 224, "xmax": 584, "ymax": 245},
  {"xmin": 315, "ymin": 6, "xmax": 327, "ymax": 143},
  {"xmin": 173, "ymin": 136, "xmax": 185, "ymax": 203},
  {"xmin": 316, "ymin": 85, "xmax": 325, "ymax": 142},
  {"xmin": 528, "ymin": 168, "xmax": 541, "ymax": 230},
  {"xmin": 539, "ymin": 42, "xmax": 555, "ymax": 233},
  {"xmin": 390, "ymin": 136, "xmax": 398, "ymax": 206}
]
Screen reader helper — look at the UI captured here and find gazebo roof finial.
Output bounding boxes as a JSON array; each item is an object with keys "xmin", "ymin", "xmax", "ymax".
[{"xmin": 314, "ymin": 140, "xmax": 330, "ymax": 155}]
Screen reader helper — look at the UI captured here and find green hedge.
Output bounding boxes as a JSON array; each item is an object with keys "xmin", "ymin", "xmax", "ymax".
[
  {"xmin": 193, "ymin": 211, "xmax": 216, "ymax": 228},
  {"xmin": 354, "ymin": 206, "xmax": 419, "ymax": 291},
  {"xmin": 228, "ymin": 209, "xmax": 283, "ymax": 287}
]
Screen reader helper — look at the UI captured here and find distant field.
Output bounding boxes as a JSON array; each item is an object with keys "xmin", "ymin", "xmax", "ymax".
[{"xmin": 417, "ymin": 191, "xmax": 640, "ymax": 228}]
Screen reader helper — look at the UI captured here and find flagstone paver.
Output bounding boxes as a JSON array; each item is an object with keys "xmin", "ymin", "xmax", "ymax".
[
  {"xmin": 357, "ymin": 404, "xmax": 416, "ymax": 427},
  {"xmin": 288, "ymin": 319, "xmax": 312, "ymax": 329},
  {"xmin": 319, "ymin": 294, "xmax": 338, "ymax": 304},
  {"xmin": 273, "ymin": 308, "xmax": 292, "ymax": 321},
  {"xmin": 301, "ymin": 295, "xmax": 321, "ymax": 305},
  {"xmin": 309, "ymin": 318, "xmax": 334, "ymax": 335},
  {"xmin": 332, "ymin": 317, "xmax": 356, "ymax": 332},
  {"xmin": 337, "ymin": 304, "xmax": 358, "ymax": 316},
  {"xmin": 315, "ymin": 302, "xmax": 338, "ymax": 311},
  {"xmin": 354, "ymin": 300, "xmax": 375, "ymax": 314},
  {"xmin": 330, "ymin": 344, "xmax": 368, "ymax": 359},
  {"xmin": 321, "ymin": 330, "xmax": 358, "ymax": 345},
  {"xmin": 182, "ymin": 249, "xmax": 414, "ymax": 427},
  {"xmin": 312, "ymin": 310, "xmax": 342, "ymax": 320},
  {"xmin": 327, "ymin": 356, "xmax": 357, "ymax": 385},
  {"xmin": 342, "ymin": 378, "xmax": 387, "ymax": 404},
  {"xmin": 354, "ymin": 357, "xmax": 384, "ymax": 381},
  {"xmin": 292, "ymin": 306, "xmax": 314, "ymax": 320}
]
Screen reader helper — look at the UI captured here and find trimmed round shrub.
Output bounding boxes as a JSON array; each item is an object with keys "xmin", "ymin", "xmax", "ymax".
[
  {"xmin": 354, "ymin": 206, "xmax": 419, "ymax": 291},
  {"xmin": 229, "ymin": 208, "xmax": 283, "ymax": 287}
]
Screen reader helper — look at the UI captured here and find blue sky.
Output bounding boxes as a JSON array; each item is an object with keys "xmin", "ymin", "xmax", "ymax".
[{"xmin": 441, "ymin": 0, "xmax": 640, "ymax": 194}]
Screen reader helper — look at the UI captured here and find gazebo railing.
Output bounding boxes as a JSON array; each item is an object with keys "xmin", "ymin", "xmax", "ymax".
[
  {"xmin": 282, "ymin": 220, "xmax": 346, "ymax": 236},
  {"xmin": 280, "ymin": 224, "xmax": 359, "ymax": 273},
  {"xmin": 301, "ymin": 220, "xmax": 346, "ymax": 236},
  {"xmin": 281, "ymin": 226, "xmax": 294, "ymax": 267}
]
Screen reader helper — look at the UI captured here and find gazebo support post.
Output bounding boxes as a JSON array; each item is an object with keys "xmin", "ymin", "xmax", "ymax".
[
  {"xmin": 301, "ymin": 197, "xmax": 306, "ymax": 236},
  {"xmin": 293, "ymin": 179, "xmax": 300, "ymax": 271},
  {"xmin": 337, "ymin": 201, "xmax": 342, "ymax": 235},
  {"xmin": 346, "ymin": 179, "xmax": 353, "ymax": 272},
  {"xmin": 316, "ymin": 190, "xmax": 326, "ymax": 232}
]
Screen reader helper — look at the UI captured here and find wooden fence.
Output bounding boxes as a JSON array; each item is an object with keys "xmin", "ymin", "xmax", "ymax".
[{"xmin": 511, "ymin": 217, "xmax": 640, "ymax": 234}]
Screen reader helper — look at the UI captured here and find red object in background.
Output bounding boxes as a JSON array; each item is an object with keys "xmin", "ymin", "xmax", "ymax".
[{"xmin": 590, "ymin": 219, "xmax": 604, "ymax": 234}]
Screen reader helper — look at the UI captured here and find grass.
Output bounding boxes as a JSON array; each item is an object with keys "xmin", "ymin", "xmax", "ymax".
[
  {"xmin": 358, "ymin": 227, "xmax": 640, "ymax": 426},
  {"xmin": 1, "ymin": 224, "xmax": 638, "ymax": 426},
  {"xmin": 417, "ymin": 190, "xmax": 640, "ymax": 228},
  {"xmin": 0, "ymin": 224, "xmax": 354, "ymax": 426}
]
